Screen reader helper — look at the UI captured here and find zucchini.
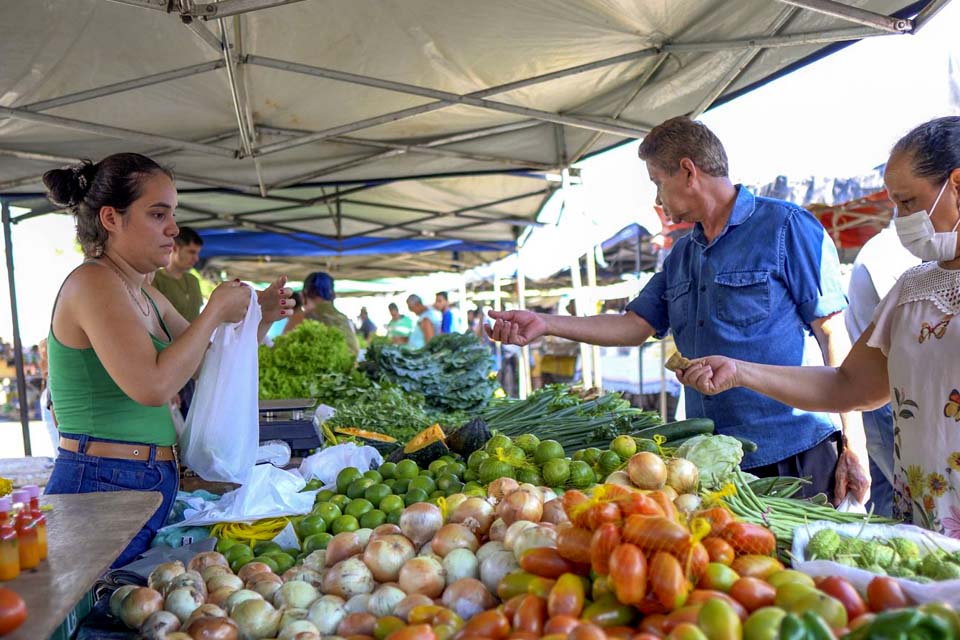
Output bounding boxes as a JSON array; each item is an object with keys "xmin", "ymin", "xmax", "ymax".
[{"xmin": 633, "ymin": 418, "xmax": 715, "ymax": 441}]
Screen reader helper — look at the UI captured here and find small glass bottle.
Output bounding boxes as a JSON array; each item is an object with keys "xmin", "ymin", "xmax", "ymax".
[
  {"xmin": 0, "ymin": 497, "xmax": 20, "ymax": 580},
  {"xmin": 23, "ymin": 486, "xmax": 46, "ymax": 561},
  {"xmin": 12, "ymin": 490, "xmax": 38, "ymax": 570}
]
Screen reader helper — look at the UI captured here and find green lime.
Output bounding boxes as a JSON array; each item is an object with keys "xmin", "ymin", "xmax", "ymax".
[
  {"xmin": 297, "ymin": 514, "xmax": 328, "ymax": 539},
  {"xmin": 581, "ymin": 448, "xmax": 602, "ymax": 465},
  {"xmin": 568, "ymin": 460, "xmax": 596, "ymax": 488},
  {"xmin": 383, "ymin": 478, "xmax": 397, "ymax": 490},
  {"xmin": 379, "ymin": 494, "xmax": 405, "ymax": 513},
  {"xmin": 409, "ymin": 475, "xmax": 437, "ymax": 495},
  {"xmin": 393, "ymin": 478, "xmax": 411, "ymax": 494},
  {"xmin": 336, "ymin": 467, "xmax": 363, "ymax": 494},
  {"xmin": 360, "ymin": 509, "xmax": 388, "ymax": 529},
  {"xmin": 330, "ymin": 493, "xmax": 351, "ymax": 510},
  {"xmin": 513, "ymin": 434, "xmax": 540, "ymax": 456},
  {"xmin": 347, "ymin": 477, "xmax": 376, "ymax": 499},
  {"xmin": 303, "ymin": 532, "xmax": 333, "ymax": 554},
  {"xmin": 467, "ymin": 450, "xmax": 490, "ymax": 471},
  {"xmin": 572, "ymin": 450, "xmax": 585, "ymax": 461},
  {"xmin": 224, "ymin": 543, "xmax": 253, "ymax": 564},
  {"xmin": 316, "ymin": 489, "xmax": 336, "ymax": 503},
  {"xmin": 463, "ymin": 469, "xmax": 478, "ymax": 483},
  {"xmin": 395, "ymin": 459, "xmax": 420, "ymax": 480},
  {"xmin": 598, "ymin": 450, "xmax": 622, "ymax": 474},
  {"xmin": 445, "ymin": 462, "xmax": 467, "ymax": 478},
  {"xmin": 610, "ymin": 435, "xmax": 638, "ymax": 460},
  {"xmin": 365, "ymin": 483, "xmax": 392, "ymax": 506},
  {"xmin": 463, "ymin": 481, "xmax": 484, "ymax": 493},
  {"xmin": 464, "ymin": 485, "xmax": 486, "ymax": 498},
  {"xmin": 419, "ymin": 469, "xmax": 435, "ymax": 479},
  {"xmin": 312, "ymin": 502, "xmax": 342, "ymax": 525},
  {"xmin": 386, "ymin": 509, "xmax": 403, "ymax": 525},
  {"xmin": 267, "ymin": 552, "xmax": 295, "ymax": 574},
  {"xmin": 485, "ymin": 434, "xmax": 512, "ymax": 454},
  {"xmin": 634, "ymin": 438, "xmax": 659, "ymax": 454},
  {"xmin": 429, "ymin": 490, "xmax": 446, "ymax": 500},
  {"xmin": 230, "ymin": 556, "xmax": 251, "ymax": 573},
  {"xmin": 439, "ymin": 455, "xmax": 456, "ymax": 464},
  {"xmin": 404, "ymin": 488, "xmax": 429, "ymax": 506},
  {"xmin": 363, "ymin": 470, "xmax": 383, "ymax": 483},
  {"xmin": 436, "ymin": 473, "xmax": 459, "ymax": 492},
  {"xmin": 428, "ymin": 459, "xmax": 449, "ymax": 475},
  {"xmin": 303, "ymin": 478, "xmax": 323, "ymax": 492},
  {"xmin": 331, "ymin": 514, "xmax": 360, "ymax": 534},
  {"xmin": 542, "ymin": 458, "xmax": 571, "ymax": 486},
  {"xmin": 215, "ymin": 537, "xmax": 238, "ymax": 554},
  {"xmin": 515, "ymin": 467, "xmax": 542, "ymax": 486},
  {"xmin": 504, "ymin": 446, "xmax": 527, "ymax": 463},
  {"xmin": 344, "ymin": 498, "xmax": 374, "ymax": 519},
  {"xmin": 252, "ymin": 555, "xmax": 280, "ymax": 573},
  {"xmin": 379, "ymin": 462, "xmax": 398, "ymax": 480},
  {"xmin": 534, "ymin": 440, "xmax": 566, "ymax": 465},
  {"xmin": 479, "ymin": 459, "xmax": 515, "ymax": 484},
  {"xmin": 253, "ymin": 540, "xmax": 283, "ymax": 556}
]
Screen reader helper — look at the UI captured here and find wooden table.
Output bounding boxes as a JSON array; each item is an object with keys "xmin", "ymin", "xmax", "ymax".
[{"xmin": 5, "ymin": 491, "xmax": 162, "ymax": 640}]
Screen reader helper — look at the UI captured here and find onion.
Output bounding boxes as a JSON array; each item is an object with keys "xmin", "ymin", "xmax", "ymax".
[
  {"xmin": 326, "ymin": 532, "xmax": 364, "ymax": 566},
  {"xmin": 627, "ymin": 452, "xmax": 667, "ymax": 490},
  {"xmin": 148, "ymin": 561, "xmax": 186, "ymax": 592},
  {"xmin": 167, "ymin": 571, "xmax": 207, "ymax": 599},
  {"xmin": 165, "ymin": 587, "xmax": 205, "ymax": 624},
  {"xmin": 188, "ymin": 551, "xmax": 229, "ymax": 574},
  {"xmin": 166, "ymin": 634, "xmax": 194, "ymax": 640},
  {"xmin": 355, "ymin": 528, "xmax": 373, "ymax": 548},
  {"xmin": 431, "ymin": 524, "xmax": 479, "ymax": 557},
  {"xmin": 273, "ymin": 581, "xmax": 320, "ymax": 610},
  {"xmin": 345, "ymin": 593, "xmax": 371, "ymax": 614},
  {"xmin": 208, "ymin": 586, "xmax": 239, "ymax": 608},
  {"xmin": 497, "ymin": 490, "xmax": 543, "ymax": 525},
  {"xmin": 301, "ymin": 550, "xmax": 326, "ymax": 571},
  {"xmin": 207, "ymin": 574, "xmax": 244, "ymax": 593},
  {"xmin": 238, "ymin": 562, "xmax": 274, "ymax": 583},
  {"xmin": 666, "ymin": 458, "xmax": 700, "ymax": 494},
  {"xmin": 250, "ymin": 578, "xmax": 281, "ymax": 600},
  {"xmin": 362, "ymin": 534, "xmax": 416, "ymax": 582},
  {"xmin": 202, "ymin": 565, "xmax": 232, "ymax": 582},
  {"xmin": 513, "ymin": 525, "xmax": 558, "ymax": 562},
  {"xmin": 441, "ymin": 578, "xmax": 498, "ymax": 620},
  {"xmin": 140, "ymin": 610, "xmax": 181, "ymax": 639},
  {"xmin": 449, "ymin": 497, "xmax": 495, "ymax": 536},
  {"xmin": 674, "ymin": 493, "xmax": 702, "ymax": 514},
  {"xmin": 245, "ymin": 571, "xmax": 283, "ymax": 589},
  {"xmin": 323, "ymin": 557, "xmax": 375, "ymax": 599},
  {"xmin": 476, "ymin": 541, "xmax": 506, "ymax": 565},
  {"xmin": 120, "ymin": 587, "xmax": 164, "ymax": 630},
  {"xmin": 541, "ymin": 499, "xmax": 569, "ymax": 525},
  {"xmin": 183, "ymin": 615, "xmax": 239, "ymax": 640},
  {"xmin": 605, "ymin": 470, "xmax": 634, "ymax": 487},
  {"xmin": 442, "ymin": 548, "xmax": 480, "ymax": 583},
  {"xmin": 278, "ymin": 620, "xmax": 320, "ymax": 640},
  {"xmin": 368, "ymin": 585, "xmax": 407, "ymax": 617},
  {"xmin": 337, "ymin": 612, "xmax": 377, "ymax": 637},
  {"xmin": 231, "ymin": 598, "xmax": 280, "ymax": 640},
  {"xmin": 186, "ymin": 603, "xmax": 227, "ymax": 626},
  {"xmin": 488, "ymin": 518, "xmax": 508, "ymax": 541},
  {"xmin": 109, "ymin": 585, "xmax": 138, "ymax": 619},
  {"xmin": 445, "ymin": 493, "xmax": 469, "ymax": 513},
  {"xmin": 399, "ymin": 503, "xmax": 443, "ymax": 547},
  {"xmin": 370, "ymin": 523, "xmax": 402, "ymax": 540},
  {"xmin": 502, "ymin": 520, "xmax": 537, "ymax": 550},
  {"xmin": 516, "ymin": 483, "xmax": 544, "ymax": 501},
  {"xmin": 307, "ymin": 595, "xmax": 347, "ymax": 634},
  {"xmin": 541, "ymin": 488, "xmax": 558, "ymax": 502},
  {"xmin": 479, "ymin": 550, "xmax": 519, "ymax": 593},
  {"xmin": 398, "ymin": 556, "xmax": 446, "ymax": 598},
  {"xmin": 660, "ymin": 485, "xmax": 679, "ymax": 500},
  {"xmin": 393, "ymin": 594, "xmax": 434, "ymax": 622},
  {"xmin": 279, "ymin": 608, "xmax": 308, "ymax": 627},
  {"xmin": 281, "ymin": 567, "xmax": 324, "ymax": 589},
  {"xmin": 487, "ymin": 477, "xmax": 519, "ymax": 501},
  {"xmin": 225, "ymin": 589, "xmax": 264, "ymax": 616}
]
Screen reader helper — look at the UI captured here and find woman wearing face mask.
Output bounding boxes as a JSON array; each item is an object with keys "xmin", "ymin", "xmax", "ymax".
[{"xmin": 678, "ymin": 116, "xmax": 960, "ymax": 535}]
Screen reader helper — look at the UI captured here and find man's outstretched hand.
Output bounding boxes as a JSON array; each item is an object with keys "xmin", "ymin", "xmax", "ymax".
[{"xmin": 485, "ymin": 310, "xmax": 547, "ymax": 346}]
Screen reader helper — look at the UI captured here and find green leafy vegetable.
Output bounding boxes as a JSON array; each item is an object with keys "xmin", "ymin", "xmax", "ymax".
[
  {"xmin": 259, "ymin": 320, "xmax": 355, "ymax": 399},
  {"xmin": 674, "ymin": 434, "xmax": 744, "ymax": 490}
]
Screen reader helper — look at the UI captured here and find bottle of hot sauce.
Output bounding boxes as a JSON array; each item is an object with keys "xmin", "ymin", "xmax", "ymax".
[
  {"xmin": 11, "ymin": 489, "xmax": 38, "ymax": 570},
  {"xmin": 0, "ymin": 497, "xmax": 19, "ymax": 580},
  {"xmin": 22, "ymin": 485, "xmax": 46, "ymax": 561}
]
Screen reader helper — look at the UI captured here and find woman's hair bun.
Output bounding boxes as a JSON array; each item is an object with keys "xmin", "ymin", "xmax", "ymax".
[{"xmin": 42, "ymin": 160, "xmax": 97, "ymax": 208}]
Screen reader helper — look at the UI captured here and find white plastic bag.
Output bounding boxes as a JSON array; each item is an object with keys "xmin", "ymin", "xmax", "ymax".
[
  {"xmin": 181, "ymin": 288, "xmax": 261, "ymax": 484},
  {"xmin": 835, "ymin": 495, "xmax": 868, "ymax": 514},
  {"xmin": 299, "ymin": 443, "xmax": 383, "ymax": 489}
]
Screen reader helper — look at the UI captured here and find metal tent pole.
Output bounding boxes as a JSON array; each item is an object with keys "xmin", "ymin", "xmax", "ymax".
[
  {"xmin": 516, "ymin": 249, "xmax": 530, "ymax": 400},
  {"xmin": 2, "ymin": 200, "xmax": 31, "ymax": 456},
  {"xmin": 585, "ymin": 245, "xmax": 602, "ymax": 392}
]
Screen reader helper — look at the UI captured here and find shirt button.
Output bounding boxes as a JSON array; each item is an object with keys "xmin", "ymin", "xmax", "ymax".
[{"xmin": 697, "ymin": 320, "xmax": 704, "ymax": 327}]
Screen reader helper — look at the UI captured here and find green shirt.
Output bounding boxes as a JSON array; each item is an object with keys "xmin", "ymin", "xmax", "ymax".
[
  {"xmin": 386, "ymin": 315, "xmax": 414, "ymax": 339},
  {"xmin": 153, "ymin": 269, "xmax": 203, "ymax": 321},
  {"xmin": 306, "ymin": 300, "xmax": 360, "ymax": 355}
]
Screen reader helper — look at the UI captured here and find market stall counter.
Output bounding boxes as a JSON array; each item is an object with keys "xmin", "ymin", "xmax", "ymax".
[{"xmin": 5, "ymin": 491, "xmax": 162, "ymax": 640}]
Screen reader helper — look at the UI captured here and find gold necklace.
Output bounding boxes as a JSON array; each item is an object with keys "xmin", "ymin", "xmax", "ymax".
[{"xmin": 100, "ymin": 254, "xmax": 151, "ymax": 317}]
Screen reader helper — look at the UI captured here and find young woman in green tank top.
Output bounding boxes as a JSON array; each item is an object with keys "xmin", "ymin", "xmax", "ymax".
[{"xmin": 42, "ymin": 153, "xmax": 294, "ymax": 568}]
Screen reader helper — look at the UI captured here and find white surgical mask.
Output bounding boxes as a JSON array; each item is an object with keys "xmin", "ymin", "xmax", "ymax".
[{"xmin": 894, "ymin": 179, "xmax": 960, "ymax": 262}]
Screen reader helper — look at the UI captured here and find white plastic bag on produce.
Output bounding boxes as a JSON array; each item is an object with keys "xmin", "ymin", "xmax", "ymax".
[
  {"xmin": 299, "ymin": 442, "xmax": 383, "ymax": 488},
  {"xmin": 181, "ymin": 287, "xmax": 261, "ymax": 484},
  {"xmin": 163, "ymin": 464, "xmax": 317, "ymax": 529},
  {"xmin": 836, "ymin": 495, "xmax": 868, "ymax": 514},
  {"xmin": 792, "ymin": 520, "xmax": 960, "ymax": 607}
]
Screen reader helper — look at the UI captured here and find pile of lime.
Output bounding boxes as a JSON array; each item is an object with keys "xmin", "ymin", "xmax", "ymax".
[
  {"xmin": 571, "ymin": 434, "xmax": 659, "ymax": 481},
  {"xmin": 215, "ymin": 538, "xmax": 299, "ymax": 575},
  {"xmin": 467, "ymin": 433, "xmax": 596, "ymax": 490}
]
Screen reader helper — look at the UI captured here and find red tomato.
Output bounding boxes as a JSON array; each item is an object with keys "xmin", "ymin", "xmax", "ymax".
[
  {"xmin": 618, "ymin": 492, "xmax": 666, "ymax": 518},
  {"xmin": 849, "ymin": 613, "xmax": 876, "ymax": 631},
  {"xmin": 818, "ymin": 575, "xmax": 868, "ymax": 621},
  {"xmin": 0, "ymin": 587, "xmax": 26, "ymax": 636},
  {"xmin": 649, "ymin": 552, "xmax": 691, "ymax": 611},
  {"xmin": 543, "ymin": 615, "xmax": 580, "ymax": 636},
  {"xmin": 696, "ymin": 507, "xmax": 734, "ymax": 536},
  {"xmin": 721, "ymin": 522, "xmax": 776, "ymax": 556},
  {"xmin": 502, "ymin": 593, "xmax": 526, "ymax": 620},
  {"xmin": 684, "ymin": 589, "xmax": 748, "ymax": 621},
  {"xmin": 638, "ymin": 613, "xmax": 668, "ymax": 635},
  {"xmin": 520, "ymin": 548, "xmax": 579, "ymax": 580},
  {"xmin": 728, "ymin": 577, "xmax": 776, "ymax": 612},
  {"xmin": 462, "ymin": 610, "xmax": 510, "ymax": 639},
  {"xmin": 701, "ymin": 537, "xmax": 736, "ymax": 566},
  {"xmin": 866, "ymin": 576, "xmax": 910, "ymax": 612},
  {"xmin": 730, "ymin": 555, "xmax": 783, "ymax": 579},
  {"xmin": 661, "ymin": 606, "xmax": 702, "ymax": 633},
  {"xmin": 648, "ymin": 491, "xmax": 679, "ymax": 521},
  {"xmin": 570, "ymin": 622, "xmax": 608, "ymax": 640},
  {"xmin": 609, "ymin": 543, "xmax": 649, "ymax": 605},
  {"xmin": 586, "ymin": 502, "xmax": 623, "ymax": 531},
  {"xmin": 682, "ymin": 543, "xmax": 709, "ymax": 584},
  {"xmin": 632, "ymin": 634, "xmax": 663, "ymax": 640},
  {"xmin": 591, "ymin": 522, "xmax": 622, "ymax": 575},
  {"xmin": 512, "ymin": 595, "xmax": 546, "ymax": 636},
  {"xmin": 623, "ymin": 516, "xmax": 692, "ymax": 555},
  {"xmin": 556, "ymin": 524, "xmax": 593, "ymax": 564},
  {"xmin": 547, "ymin": 573, "xmax": 586, "ymax": 618},
  {"xmin": 562, "ymin": 490, "xmax": 591, "ymax": 529}
]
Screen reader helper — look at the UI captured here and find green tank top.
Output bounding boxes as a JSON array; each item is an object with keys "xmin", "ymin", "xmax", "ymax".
[{"xmin": 48, "ymin": 290, "xmax": 177, "ymax": 446}]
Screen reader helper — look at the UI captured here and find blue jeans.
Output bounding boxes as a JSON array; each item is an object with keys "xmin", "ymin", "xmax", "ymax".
[
  {"xmin": 863, "ymin": 405, "xmax": 894, "ymax": 518},
  {"xmin": 45, "ymin": 434, "xmax": 179, "ymax": 568}
]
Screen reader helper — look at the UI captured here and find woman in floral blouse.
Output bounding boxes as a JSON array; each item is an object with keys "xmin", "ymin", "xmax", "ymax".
[{"xmin": 679, "ymin": 116, "xmax": 960, "ymax": 536}]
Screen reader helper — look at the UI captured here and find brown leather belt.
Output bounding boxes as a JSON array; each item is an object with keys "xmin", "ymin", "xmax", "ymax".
[{"xmin": 59, "ymin": 437, "xmax": 176, "ymax": 462}]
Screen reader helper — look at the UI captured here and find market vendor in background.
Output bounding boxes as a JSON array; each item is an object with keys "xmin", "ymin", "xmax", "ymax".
[
  {"xmin": 680, "ymin": 116, "xmax": 960, "ymax": 535},
  {"xmin": 300, "ymin": 271, "xmax": 359, "ymax": 356},
  {"xmin": 486, "ymin": 116, "xmax": 870, "ymax": 505},
  {"xmin": 42, "ymin": 153, "xmax": 293, "ymax": 567},
  {"xmin": 406, "ymin": 294, "xmax": 442, "ymax": 348},
  {"xmin": 386, "ymin": 302, "xmax": 414, "ymax": 344}
]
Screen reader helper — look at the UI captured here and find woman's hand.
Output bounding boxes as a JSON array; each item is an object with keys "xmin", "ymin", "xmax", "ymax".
[
  {"xmin": 257, "ymin": 276, "xmax": 294, "ymax": 324},
  {"xmin": 676, "ymin": 356, "xmax": 741, "ymax": 395},
  {"xmin": 834, "ymin": 446, "xmax": 871, "ymax": 507},
  {"xmin": 208, "ymin": 280, "xmax": 251, "ymax": 324}
]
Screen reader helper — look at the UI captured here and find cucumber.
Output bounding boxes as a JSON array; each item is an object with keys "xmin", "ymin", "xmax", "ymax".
[
  {"xmin": 632, "ymin": 418, "xmax": 715, "ymax": 442},
  {"xmin": 733, "ymin": 436, "xmax": 758, "ymax": 453}
]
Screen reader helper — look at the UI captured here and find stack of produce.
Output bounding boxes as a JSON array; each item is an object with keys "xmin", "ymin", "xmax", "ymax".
[
  {"xmin": 258, "ymin": 321, "xmax": 355, "ymax": 399},
  {"xmin": 465, "ymin": 434, "xmax": 597, "ymax": 490},
  {"xmin": 804, "ymin": 527, "xmax": 960, "ymax": 581}
]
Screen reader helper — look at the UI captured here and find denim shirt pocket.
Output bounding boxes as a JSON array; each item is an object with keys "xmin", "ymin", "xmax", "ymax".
[
  {"xmin": 662, "ymin": 279, "xmax": 692, "ymax": 334},
  {"xmin": 715, "ymin": 270, "xmax": 770, "ymax": 327}
]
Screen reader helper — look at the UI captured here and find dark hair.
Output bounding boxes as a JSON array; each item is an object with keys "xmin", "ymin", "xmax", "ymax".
[
  {"xmin": 303, "ymin": 272, "xmax": 335, "ymax": 301},
  {"xmin": 175, "ymin": 225, "xmax": 203, "ymax": 247},
  {"xmin": 436, "ymin": 291, "xmax": 449, "ymax": 301},
  {"xmin": 638, "ymin": 116, "xmax": 729, "ymax": 178},
  {"xmin": 891, "ymin": 116, "xmax": 960, "ymax": 185},
  {"xmin": 42, "ymin": 153, "xmax": 174, "ymax": 258},
  {"xmin": 388, "ymin": 302, "xmax": 399, "ymax": 312},
  {"xmin": 291, "ymin": 290, "xmax": 303, "ymax": 308}
]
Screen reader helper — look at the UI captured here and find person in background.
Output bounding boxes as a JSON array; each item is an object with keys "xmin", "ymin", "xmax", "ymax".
[
  {"xmin": 435, "ymin": 291, "xmax": 459, "ymax": 334},
  {"xmin": 845, "ymin": 224, "xmax": 920, "ymax": 517},
  {"xmin": 281, "ymin": 290, "xmax": 305, "ymax": 335},
  {"xmin": 301, "ymin": 272, "xmax": 359, "ymax": 356},
  {"xmin": 467, "ymin": 308, "xmax": 481, "ymax": 336},
  {"xmin": 386, "ymin": 302, "xmax": 414, "ymax": 345},
  {"xmin": 358, "ymin": 307, "xmax": 377, "ymax": 341},
  {"xmin": 407, "ymin": 294, "xmax": 442, "ymax": 349},
  {"xmin": 152, "ymin": 226, "xmax": 204, "ymax": 322}
]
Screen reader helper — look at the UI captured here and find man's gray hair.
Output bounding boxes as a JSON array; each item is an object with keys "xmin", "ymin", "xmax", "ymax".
[{"xmin": 407, "ymin": 294, "xmax": 423, "ymax": 305}]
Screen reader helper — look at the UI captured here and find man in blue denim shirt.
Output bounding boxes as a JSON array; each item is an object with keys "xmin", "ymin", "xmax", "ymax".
[{"xmin": 487, "ymin": 117, "xmax": 870, "ymax": 504}]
